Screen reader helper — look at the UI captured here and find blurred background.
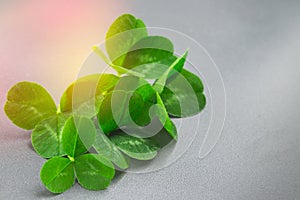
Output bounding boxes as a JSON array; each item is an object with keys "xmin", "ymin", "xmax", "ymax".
[{"xmin": 1, "ymin": 0, "xmax": 300, "ymax": 199}]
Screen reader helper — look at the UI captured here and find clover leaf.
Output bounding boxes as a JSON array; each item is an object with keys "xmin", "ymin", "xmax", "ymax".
[
  {"xmin": 93, "ymin": 130, "xmax": 129, "ymax": 169},
  {"xmin": 110, "ymin": 131, "xmax": 160, "ymax": 160},
  {"xmin": 31, "ymin": 114, "xmax": 67, "ymax": 158},
  {"xmin": 60, "ymin": 74, "xmax": 119, "ymax": 117},
  {"xmin": 5, "ymin": 82, "xmax": 57, "ymax": 130},
  {"xmin": 128, "ymin": 79, "xmax": 178, "ymax": 140},
  {"xmin": 62, "ymin": 116, "xmax": 96, "ymax": 157},
  {"xmin": 129, "ymin": 54, "xmax": 185, "ymax": 80},
  {"xmin": 122, "ymin": 36, "xmax": 174, "ymax": 69},
  {"xmin": 160, "ymin": 69, "xmax": 206, "ymax": 117},
  {"xmin": 153, "ymin": 51, "xmax": 188, "ymax": 94},
  {"xmin": 40, "ymin": 157, "xmax": 75, "ymax": 194},
  {"xmin": 74, "ymin": 154, "xmax": 115, "ymax": 190},
  {"xmin": 97, "ymin": 90, "xmax": 130, "ymax": 134},
  {"xmin": 106, "ymin": 14, "xmax": 147, "ymax": 67},
  {"xmin": 154, "ymin": 92, "xmax": 178, "ymax": 140}
]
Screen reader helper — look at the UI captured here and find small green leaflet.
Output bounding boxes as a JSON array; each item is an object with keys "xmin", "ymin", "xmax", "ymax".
[
  {"xmin": 122, "ymin": 36, "xmax": 174, "ymax": 69},
  {"xmin": 97, "ymin": 90, "xmax": 127, "ymax": 134},
  {"xmin": 129, "ymin": 87, "xmax": 155, "ymax": 126},
  {"xmin": 4, "ymin": 81, "xmax": 57, "ymax": 130},
  {"xmin": 129, "ymin": 55, "xmax": 182, "ymax": 80},
  {"xmin": 74, "ymin": 154, "xmax": 115, "ymax": 190},
  {"xmin": 31, "ymin": 114, "xmax": 67, "ymax": 158},
  {"xmin": 155, "ymin": 92, "xmax": 178, "ymax": 140},
  {"xmin": 127, "ymin": 80, "xmax": 178, "ymax": 140},
  {"xmin": 40, "ymin": 157, "xmax": 75, "ymax": 194},
  {"xmin": 153, "ymin": 51, "xmax": 188, "ymax": 94},
  {"xmin": 60, "ymin": 74, "xmax": 119, "ymax": 117},
  {"xmin": 106, "ymin": 14, "xmax": 148, "ymax": 67},
  {"xmin": 93, "ymin": 131, "xmax": 129, "ymax": 169},
  {"xmin": 110, "ymin": 132, "xmax": 160, "ymax": 160},
  {"xmin": 160, "ymin": 69, "xmax": 206, "ymax": 117},
  {"xmin": 62, "ymin": 116, "xmax": 96, "ymax": 157}
]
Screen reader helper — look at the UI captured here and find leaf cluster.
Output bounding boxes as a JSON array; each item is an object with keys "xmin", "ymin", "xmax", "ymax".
[{"xmin": 4, "ymin": 14, "xmax": 206, "ymax": 193}]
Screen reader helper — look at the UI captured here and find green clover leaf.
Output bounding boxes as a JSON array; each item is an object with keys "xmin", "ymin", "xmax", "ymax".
[
  {"xmin": 160, "ymin": 69, "xmax": 206, "ymax": 117},
  {"xmin": 74, "ymin": 154, "xmax": 115, "ymax": 190},
  {"xmin": 106, "ymin": 14, "xmax": 147, "ymax": 67},
  {"xmin": 60, "ymin": 74, "xmax": 119, "ymax": 117},
  {"xmin": 93, "ymin": 131, "xmax": 129, "ymax": 170},
  {"xmin": 110, "ymin": 131, "xmax": 160, "ymax": 160},
  {"xmin": 62, "ymin": 116, "xmax": 96, "ymax": 157},
  {"xmin": 40, "ymin": 157, "xmax": 75, "ymax": 194},
  {"xmin": 31, "ymin": 114, "xmax": 67, "ymax": 158},
  {"xmin": 5, "ymin": 82, "xmax": 57, "ymax": 130}
]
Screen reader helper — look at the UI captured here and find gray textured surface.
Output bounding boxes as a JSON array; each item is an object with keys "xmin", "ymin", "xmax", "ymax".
[{"xmin": 1, "ymin": 0, "xmax": 300, "ymax": 199}]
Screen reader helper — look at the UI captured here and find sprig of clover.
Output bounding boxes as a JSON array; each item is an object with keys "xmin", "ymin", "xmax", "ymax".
[{"xmin": 4, "ymin": 14, "xmax": 206, "ymax": 193}]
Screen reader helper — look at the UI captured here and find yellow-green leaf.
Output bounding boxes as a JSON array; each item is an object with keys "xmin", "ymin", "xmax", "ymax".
[
  {"xmin": 5, "ymin": 81, "xmax": 57, "ymax": 130},
  {"xmin": 106, "ymin": 14, "xmax": 147, "ymax": 66}
]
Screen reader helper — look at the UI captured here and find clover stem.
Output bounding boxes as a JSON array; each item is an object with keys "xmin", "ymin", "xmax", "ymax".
[
  {"xmin": 56, "ymin": 105, "xmax": 61, "ymax": 114},
  {"xmin": 92, "ymin": 46, "xmax": 122, "ymax": 75},
  {"xmin": 92, "ymin": 46, "xmax": 145, "ymax": 78},
  {"xmin": 68, "ymin": 155, "xmax": 75, "ymax": 162},
  {"xmin": 92, "ymin": 46, "xmax": 111, "ymax": 65}
]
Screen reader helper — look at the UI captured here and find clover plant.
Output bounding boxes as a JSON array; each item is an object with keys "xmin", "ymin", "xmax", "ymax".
[{"xmin": 4, "ymin": 14, "xmax": 206, "ymax": 193}]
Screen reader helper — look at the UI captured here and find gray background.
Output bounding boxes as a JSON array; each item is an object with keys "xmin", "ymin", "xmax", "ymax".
[{"xmin": 1, "ymin": 0, "xmax": 300, "ymax": 199}]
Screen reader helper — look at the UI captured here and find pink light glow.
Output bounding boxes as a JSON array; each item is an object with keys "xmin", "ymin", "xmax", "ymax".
[{"xmin": 1, "ymin": 1, "xmax": 128, "ymax": 102}]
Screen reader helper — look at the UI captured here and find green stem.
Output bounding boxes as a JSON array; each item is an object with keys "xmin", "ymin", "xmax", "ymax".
[
  {"xmin": 68, "ymin": 155, "xmax": 75, "ymax": 162},
  {"xmin": 92, "ymin": 46, "xmax": 145, "ymax": 78},
  {"xmin": 92, "ymin": 46, "xmax": 111, "ymax": 66},
  {"xmin": 56, "ymin": 105, "xmax": 61, "ymax": 114}
]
